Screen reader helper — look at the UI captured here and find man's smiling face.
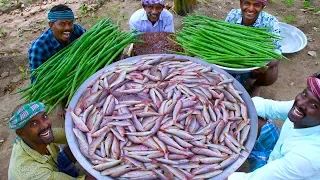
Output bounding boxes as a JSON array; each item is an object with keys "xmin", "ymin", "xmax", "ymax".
[
  {"xmin": 143, "ymin": 4, "xmax": 164, "ymax": 24},
  {"xmin": 49, "ymin": 19, "xmax": 74, "ymax": 45},
  {"xmin": 18, "ymin": 112, "xmax": 54, "ymax": 145},
  {"xmin": 288, "ymin": 88, "xmax": 320, "ymax": 128},
  {"xmin": 240, "ymin": 0, "xmax": 265, "ymax": 23}
]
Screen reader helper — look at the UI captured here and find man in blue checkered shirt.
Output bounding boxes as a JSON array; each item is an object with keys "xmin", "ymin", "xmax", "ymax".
[
  {"xmin": 225, "ymin": 0, "xmax": 281, "ymax": 97},
  {"xmin": 28, "ymin": 4, "xmax": 86, "ymax": 83}
]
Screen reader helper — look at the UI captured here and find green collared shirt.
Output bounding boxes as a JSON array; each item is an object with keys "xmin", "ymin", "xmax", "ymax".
[{"xmin": 8, "ymin": 128, "xmax": 85, "ymax": 180}]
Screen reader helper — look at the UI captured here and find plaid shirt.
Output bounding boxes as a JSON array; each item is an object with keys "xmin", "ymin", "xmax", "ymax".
[
  {"xmin": 225, "ymin": 9, "xmax": 282, "ymax": 54},
  {"xmin": 28, "ymin": 24, "xmax": 86, "ymax": 73}
]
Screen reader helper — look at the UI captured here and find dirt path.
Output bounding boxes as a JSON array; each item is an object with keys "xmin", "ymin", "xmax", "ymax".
[{"xmin": 0, "ymin": 0, "xmax": 319, "ymax": 178}]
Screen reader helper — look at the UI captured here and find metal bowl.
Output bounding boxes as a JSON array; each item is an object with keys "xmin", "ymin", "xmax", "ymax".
[
  {"xmin": 65, "ymin": 54, "xmax": 258, "ymax": 180},
  {"xmin": 279, "ymin": 22, "xmax": 307, "ymax": 54},
  {"xmin": 214, "ymin": 65, "xmax": 260, "ymax": 74},
  {"xmin": 214, "ymin": 22, "xmax": 308, "ymax": 72}
]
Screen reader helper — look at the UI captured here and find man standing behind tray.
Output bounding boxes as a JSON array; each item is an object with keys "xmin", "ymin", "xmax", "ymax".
[
  {"xmin": 229, "ymin": 73, "xmax": 320, "ymax": 179},
  {"xmin": 129, "ymin": 0, "xmax": 174, "ymax": 33},
  {"xmin": 225, "ymin": 0, "xmax": 281, "ymax": 96},
  {"xmin": 8, "ymin": 101, "xmax": 95, "ymax": 180}
]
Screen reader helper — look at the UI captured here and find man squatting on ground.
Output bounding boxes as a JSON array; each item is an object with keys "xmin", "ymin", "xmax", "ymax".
[
  {"xmin": 8, "ymin": 102, "xmax": 95, "ymax": 180},
  {"xmin": 225, "ymin": 0, "xmax": 282, "ymax": 96},
  {"xmin": 229, "ymin": 73, "xmax": 320, "ymax": 179},
  {"xmin": 129, "ymin": 0, "xmax": 174, "ymax": 33}
]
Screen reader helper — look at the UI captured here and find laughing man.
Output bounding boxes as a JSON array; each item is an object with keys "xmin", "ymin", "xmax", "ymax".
[
  {"xmin": 8, "ymin": 102, "xmax": 95, "ymax": 180},
  {"xmin": 225, "ymin": 0, "xmax": 281, "ymax": 96},
  {"xmin": 28, "ymin": 4, "xmax": 86, "ymax": 82},
  {"xmin": 229, "ymin": 73, "xmax": 320, "ymax": 179},
  {"xmin": 28, "ymin": 4, "xmax": 86, "ymax": 118}
]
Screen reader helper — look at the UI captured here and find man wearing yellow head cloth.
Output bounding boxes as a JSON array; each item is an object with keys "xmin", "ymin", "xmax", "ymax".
[
  {"xmin": 229, "ymin": 73, "xmax": 320, "ymax": 179},
  {"xmin": 8, "ymin": 102, "xmax": 95, "ymax": 180}
]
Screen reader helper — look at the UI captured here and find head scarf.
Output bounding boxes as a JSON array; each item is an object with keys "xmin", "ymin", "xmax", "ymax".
[
  {"xmin": 307, "ymin": 76, "xmax": 320, "ymax": 101},
  {"xmin": 9, "ymin": 102, "xmax": 46, "ymax": 130},
  {"xmin": 257, "ymin": 0, "xmax": 267, "ymax": 5},
  {"xmin": 141, "ymin": 0, "xmax": 166, "ymax": 6},
  {"xmin": 240, "ymin": 0, "xmax": 267, "ymax": 6},
  {"xmin": 48, "ymin": 10, "xmax": 75, "ymax": 23}
]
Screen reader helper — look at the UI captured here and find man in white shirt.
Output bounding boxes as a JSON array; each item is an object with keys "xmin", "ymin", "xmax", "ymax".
[
  {"xmin": 229, "ymin": 73, "xmax": 320, "ymax": 179},
  {"xmin": 129, "ymin": 0, "xmax": 174, "ymax": 33}
]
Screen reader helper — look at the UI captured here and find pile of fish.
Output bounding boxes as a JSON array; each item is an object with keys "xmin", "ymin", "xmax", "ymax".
[{"xmin": 69, "ymin": 55, "xmax": 251, "ymax": 179}]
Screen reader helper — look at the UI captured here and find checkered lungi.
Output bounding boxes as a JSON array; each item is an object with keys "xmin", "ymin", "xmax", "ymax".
[
  {"xmin": 248, "ymin": 120, "xmax": 280, "ymax": 171},
  {"xmin": 57, "ymin": 150, "xmax": 79, "ymax": 177}
]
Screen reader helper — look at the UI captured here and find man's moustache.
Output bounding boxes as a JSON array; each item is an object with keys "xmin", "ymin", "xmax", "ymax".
[{"xmin": 148, "ymin": 13, "xmax": 159, "ymax": 17}]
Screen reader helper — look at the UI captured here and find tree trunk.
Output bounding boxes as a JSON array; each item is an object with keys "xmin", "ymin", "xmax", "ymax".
[
  {"xmin": 174, "ymin": 0, "xmax": 189, "ymax": 16},
  {"xmin": 188, "ymin": 0, "xmax": 197, "ymax": 8}
]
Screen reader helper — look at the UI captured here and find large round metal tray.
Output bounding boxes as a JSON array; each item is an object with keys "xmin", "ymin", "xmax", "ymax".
[
  {"xmin": 65, "ymin": 54, "xmax": 258, "ymax": 180},
  {"xmin": 214, "ymin": 64, "xmax": 260, "ymax": 74}
]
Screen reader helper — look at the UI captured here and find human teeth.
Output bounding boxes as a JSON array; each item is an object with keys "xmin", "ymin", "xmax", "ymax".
[
  {"xmin": 40, "ymin": 130, "xmax": 50, "ymax": 137},
  {"xmin": 293, "ymin": 107, "xmax": 303, "ymax": 117},
  {"xmin": 63, "ymin": 32, "xmax": 70, "ymax": 37}
]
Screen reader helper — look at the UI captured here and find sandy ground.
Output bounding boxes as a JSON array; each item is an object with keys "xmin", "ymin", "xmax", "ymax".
[{"xmin": 0, "ymin": 0, "xmax": 319, "ymax": 178}]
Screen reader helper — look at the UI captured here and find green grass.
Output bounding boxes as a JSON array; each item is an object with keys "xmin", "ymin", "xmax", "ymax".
[
  {"xmin": 80, "ymin": 4, "xmax": 89, "ymax": 14},
  {"xmin": 284, "ymin": 0, "xmax": 294, "ymax": 6},
  {"xmin": 301, "ymin": 0, "xmax": 320, "ymax": 13},
  {"xmin": 0, "ymin": 28, "xmax": 4, "ymax": 37},
  {"xmin": 303, "ymin": 0, "xmax": 311, "ymax": 8},
  {"xmin": 0, "ymin": 0, "xmax": 9, "ymax": 3},
  {"xmin": 121, "ymin": 13, "xmax": 128, "ymax": 20},
  {"xmin": 282, "ymin": 16, "xmax": 296, "ymax": 24}
]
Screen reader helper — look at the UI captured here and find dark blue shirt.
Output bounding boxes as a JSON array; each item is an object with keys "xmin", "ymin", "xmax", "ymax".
[{"xmin": 28, "ymin": 24, "xmax": 86, "ymax": 81}]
